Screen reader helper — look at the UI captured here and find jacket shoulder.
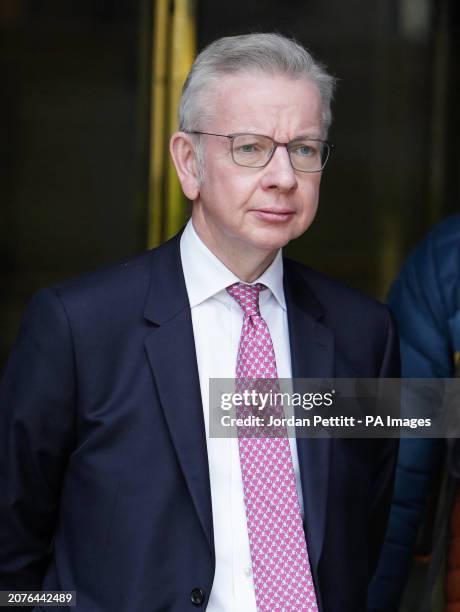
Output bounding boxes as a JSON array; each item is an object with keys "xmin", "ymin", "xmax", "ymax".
[
  {"xmin": 284, "ymin": 257, "xmax": 390, "ymax": 321},
  {"xmin": 38, "ymin": 250, "xmax": 155, "ymax": 331},
  {"xmin": 284, "ymin": 258, "xmax": 398, "ymax": 377}
]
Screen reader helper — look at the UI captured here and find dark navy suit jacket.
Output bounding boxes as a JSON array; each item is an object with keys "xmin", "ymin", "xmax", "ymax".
[{"xmin": 0, "ymin": 233, "xmax": 399, "ymax": 611}]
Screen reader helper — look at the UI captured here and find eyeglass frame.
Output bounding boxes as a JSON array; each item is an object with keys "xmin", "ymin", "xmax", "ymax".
[{"xmin": 186, "ymin": 130, "xmax": 335, "ymax": 173}]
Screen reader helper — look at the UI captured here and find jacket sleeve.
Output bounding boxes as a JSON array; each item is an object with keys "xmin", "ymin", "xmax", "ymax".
[
  {"xmin": 0, "ymin": 288, "xmax": 76, "ymax": 591},
  {"xmin": 368, "ymin": 233, "xmax": 449, "ymax": 611},
  {"xmin": 367, "ymin": 309, "xmax": 400, "ymax": 579}
]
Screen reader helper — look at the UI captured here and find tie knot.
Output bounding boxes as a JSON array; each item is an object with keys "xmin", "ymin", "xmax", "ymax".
[{"xmin": 226, "ymin": 282, "xmax": 266, "ymax": 317}]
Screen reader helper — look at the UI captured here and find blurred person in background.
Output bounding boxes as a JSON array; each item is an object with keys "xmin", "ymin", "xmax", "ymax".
[{"xmin": 369, "ymin": 214, "xmax": 460, "ymax": 612}]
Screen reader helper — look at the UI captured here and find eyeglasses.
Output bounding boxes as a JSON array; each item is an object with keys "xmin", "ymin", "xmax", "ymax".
[{"xmin": 187, "ymin": 131, "xmax": 335, "ymax": 173}]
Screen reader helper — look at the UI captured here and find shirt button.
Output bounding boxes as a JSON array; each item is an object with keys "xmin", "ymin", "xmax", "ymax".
[{"xmin": 244, "ymin": 565, "xmax": 253, "ymax": 577}]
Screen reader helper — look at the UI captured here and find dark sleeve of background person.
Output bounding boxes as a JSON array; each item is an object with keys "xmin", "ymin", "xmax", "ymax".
[{"xmin": 367, "ymin": 215, "xmax": 460, "ymax": 611}]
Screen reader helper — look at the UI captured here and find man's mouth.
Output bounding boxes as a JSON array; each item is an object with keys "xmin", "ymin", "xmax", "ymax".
[{"xmin": 251, "ymin": 209, "xmax": 295, "ymax": 222}]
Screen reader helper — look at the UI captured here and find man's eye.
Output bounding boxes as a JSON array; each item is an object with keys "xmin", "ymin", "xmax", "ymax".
[
  {"xmin": 237, "ymin": 143, "xmax": 259, "ymax": 153},
  {"xmin": 294, "ymin": 144, "xmax": 315, "ymax": 157}
]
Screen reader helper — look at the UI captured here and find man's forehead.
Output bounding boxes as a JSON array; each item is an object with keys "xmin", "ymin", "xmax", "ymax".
[{"xmin": 208, "ymin": 72, "xmax": 323, "ymax": 135}]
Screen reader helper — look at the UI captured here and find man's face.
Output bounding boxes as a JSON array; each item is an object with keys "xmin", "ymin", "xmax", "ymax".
[{"xmin": 190, "ymin": 74, "xmax": 324, "ymax": 263}]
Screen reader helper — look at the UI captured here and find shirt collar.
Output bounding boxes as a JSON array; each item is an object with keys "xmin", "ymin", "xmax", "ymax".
[{"xmin": 180, "ymin": 219, "xmax": 286, "ymax": 310}]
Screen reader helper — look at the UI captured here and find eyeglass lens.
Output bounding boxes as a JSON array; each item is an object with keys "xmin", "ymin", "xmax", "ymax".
[{"xmin": 231, "ymin": 134, "xmax": 329, "ymax": 172}]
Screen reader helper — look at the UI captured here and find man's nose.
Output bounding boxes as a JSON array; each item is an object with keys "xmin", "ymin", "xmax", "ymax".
[{"xmin": 261, "ymin": 145, "xmax": 298, "ymax": 192}]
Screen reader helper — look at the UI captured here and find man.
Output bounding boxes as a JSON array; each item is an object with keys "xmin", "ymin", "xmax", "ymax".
[{"xmin": 0, "ymin": 33, "xmax": 399, "ymax": 611}]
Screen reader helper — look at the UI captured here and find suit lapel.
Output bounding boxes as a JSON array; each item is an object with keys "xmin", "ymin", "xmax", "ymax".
[
  {"xmin": 143, "ymin": 235, "xmax": 214, "ymax": 552},
  {"xmin": 284, "ymin": 259, "xmax": 334, "ymax": 581},
  {"xmin": 142, "ymin": 244, "xmax": 335, "ymax": 569}
]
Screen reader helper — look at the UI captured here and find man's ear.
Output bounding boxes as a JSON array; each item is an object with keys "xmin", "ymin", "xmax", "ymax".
[{"xmin": 170, "ymin": 132, "xmax": 201, "ymax": 201}]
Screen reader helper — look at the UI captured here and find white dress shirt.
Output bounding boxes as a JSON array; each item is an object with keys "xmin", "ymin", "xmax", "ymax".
[{"xmin": 180, "ymin": 220, "xmax": 304, "ymax": 612}]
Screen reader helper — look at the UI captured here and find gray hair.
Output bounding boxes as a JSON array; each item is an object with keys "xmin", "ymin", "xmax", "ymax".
[{"xmin": 178, "ymin": 32, "xmax": 336, "ymax": 137}]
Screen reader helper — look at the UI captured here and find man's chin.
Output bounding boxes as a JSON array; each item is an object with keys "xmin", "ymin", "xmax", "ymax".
[{"xmin": 248, "ymin": 236, "xmax": 293, "ymax": 254}]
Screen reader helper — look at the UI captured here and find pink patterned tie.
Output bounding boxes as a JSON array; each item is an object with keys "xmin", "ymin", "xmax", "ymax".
[{"xmin": 227, "ymin": 282, "xmax": 318, "ymax": 612}]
